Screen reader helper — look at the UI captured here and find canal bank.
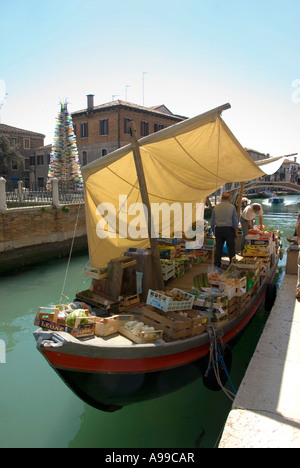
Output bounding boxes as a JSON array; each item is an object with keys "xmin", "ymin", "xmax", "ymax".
[
  {"xmin": 219, "ymin": 273, "xmax": 300, "ymax": 448},
  {"xmin": 0, "ymin": 203, "xmax": 87, "ymax": 273}
]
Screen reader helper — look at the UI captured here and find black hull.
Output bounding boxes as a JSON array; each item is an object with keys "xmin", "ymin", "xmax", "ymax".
[{"xmin": 54, "ymin": 358, "xmax": 205, "ymax": 412}]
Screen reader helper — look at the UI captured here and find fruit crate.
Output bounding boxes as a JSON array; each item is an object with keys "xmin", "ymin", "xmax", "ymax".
[
  {"xmin": 118, "ymin": 314, "xmax": 164, "ymax": 344},
  {"xmin": 197, "ymin": 307, "xmax": 228, "ymax": 329},
  {"xmin": 94, "ymin": 315, "xmax": 120, "ymax": 337},
  {"xmin": 146, "ymin": 288, "xmax": 195, "ymax": 312},
  {"xmin": 142, "ymin": 306, "xmax": 207, "ymax": 341},
  {"xmin": 34, "ymin": 307, "xmax": 95, "ymax": 338},
  {"xmin": 160, "ymin": 259, "xmax": 176, "ymax": 281}
]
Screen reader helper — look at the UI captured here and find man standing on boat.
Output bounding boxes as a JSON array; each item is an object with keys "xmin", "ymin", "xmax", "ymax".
[
  {"xmin": 240, "ymin": 203, "xmax": 263, "ymax": 251},
  {"xmin": 211, "ymin": 192, "xmax": 239, "ymax": 268}
]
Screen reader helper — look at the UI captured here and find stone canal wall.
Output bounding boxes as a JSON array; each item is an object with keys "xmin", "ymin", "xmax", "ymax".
[{"xmin": 0, "ymin": 203, "xmax": 87, "ymax": 273}]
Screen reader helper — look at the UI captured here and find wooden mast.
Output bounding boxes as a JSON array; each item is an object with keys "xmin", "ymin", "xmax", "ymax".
[
  {"xmin": 237, "ymin": 182, "xmax": 245, "ymax": 218},
  {"xmin": 129, "ymin": 121, "xmax": 165, "ymax": 290}
]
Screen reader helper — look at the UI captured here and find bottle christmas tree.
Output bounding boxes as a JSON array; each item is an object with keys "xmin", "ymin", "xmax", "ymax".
[{"xmin": 47, "ymin": 100, "xmax": 83, "ymax": 190}]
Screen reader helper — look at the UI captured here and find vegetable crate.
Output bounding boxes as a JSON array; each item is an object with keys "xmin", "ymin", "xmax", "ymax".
[
  {"xmin": 146, "ymin": 289, "xmax": 195, "ymax": 312},
  {"xmin": 119, "ymin": 294, "xmax": 140, "ymax": 311},
  {"xmin": 197, "ymin": 307, "xmax": 228, "ymax": 329},
  {"xmin": 95, "ymin": 315, "xmax": 120, "ymax": 337},
  {"xmin": 34, "ymin": 307, "xmax": 71, "ymax": 333},
  {"xmin": 118, "ymin": 314, "xmax": 163, "ymax": 344},
  {"xmin": 142, "ymin": 306, "xmax": 207, "ymax": 341},
  {"xmin": 160, "ymin": 259, "xmax": 176, "ymax": 281},
  {"xmin": 34, "ymin": 307, "xmax": 95, "ymax": 338}
]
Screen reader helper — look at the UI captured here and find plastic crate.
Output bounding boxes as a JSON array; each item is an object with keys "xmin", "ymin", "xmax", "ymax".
[{"xmin": 146, "ymin": 288, "xmax": 195, "ymax": 312}]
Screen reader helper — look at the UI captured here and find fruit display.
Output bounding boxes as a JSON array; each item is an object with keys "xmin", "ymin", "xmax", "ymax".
[{"xmin": 66, "ymin": 310, "xmax": 89, "ymax": 328}]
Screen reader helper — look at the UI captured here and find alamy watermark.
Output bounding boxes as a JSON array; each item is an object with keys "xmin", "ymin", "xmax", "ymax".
[
  {"xmin": 95, "ymin": 196, "xmax": 205, "ymax": 249},
  {"xmin": 0, "ymin": 339, "xmax": 6, "ymax": 364}
]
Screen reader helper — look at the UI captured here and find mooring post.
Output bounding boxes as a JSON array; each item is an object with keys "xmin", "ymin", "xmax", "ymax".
[
  {"xmin": 0, "ymin": 177, "xmax": 7, "ymax": 211},
  {"xmin": 52, "ymin": 178, "xmax": 60, "ymax": 207}
]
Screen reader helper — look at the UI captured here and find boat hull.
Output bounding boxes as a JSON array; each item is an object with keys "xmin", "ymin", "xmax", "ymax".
[{"xmin": 34, "ymin": 260, "xmax": 278, "ymax": 411}]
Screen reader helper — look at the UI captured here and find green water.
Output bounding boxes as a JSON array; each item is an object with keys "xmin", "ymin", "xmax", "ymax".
[{"xmin": 0, "ymin": 195, "xmax": 299, "ymax": 448}]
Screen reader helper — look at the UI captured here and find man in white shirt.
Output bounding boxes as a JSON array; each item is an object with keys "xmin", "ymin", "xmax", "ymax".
[{"xmin": 240, "ymin": 203, "xmax": 263, "ymax": 251}]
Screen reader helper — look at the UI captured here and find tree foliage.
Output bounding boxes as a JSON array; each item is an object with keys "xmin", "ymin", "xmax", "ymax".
[{"xmin": 0, "ymin": 135, "xmax": 22, "ymax": 171}]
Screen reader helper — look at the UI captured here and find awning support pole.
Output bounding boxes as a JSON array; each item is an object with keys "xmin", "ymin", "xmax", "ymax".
[
  {"xmin": 129, "ymin": 121, "xmax": 165, "ymax": 290},
  {"xmin": 237, "ymin": 182, "xmax": 245, "ymax": 218}
]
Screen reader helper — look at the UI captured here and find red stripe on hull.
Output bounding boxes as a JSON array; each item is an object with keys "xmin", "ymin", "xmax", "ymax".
[{"xmin": 42, "ymin": 344, "xmax": 211, "ymax": 373}]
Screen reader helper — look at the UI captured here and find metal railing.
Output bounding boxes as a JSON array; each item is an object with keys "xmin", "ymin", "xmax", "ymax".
[{"xmin": 1, "ymin": 178, "xmax": 84, "ymax": 209}]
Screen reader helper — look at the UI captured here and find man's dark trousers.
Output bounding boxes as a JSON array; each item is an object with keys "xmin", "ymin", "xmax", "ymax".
[{"xmin": 214, "ymin": 226, "xmax": 236, "ymax": 268}]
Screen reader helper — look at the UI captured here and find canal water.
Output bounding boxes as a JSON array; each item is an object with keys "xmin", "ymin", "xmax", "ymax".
[{"xmin": 0, "ymin": 195, "xmax": 299, "ymax": 448}]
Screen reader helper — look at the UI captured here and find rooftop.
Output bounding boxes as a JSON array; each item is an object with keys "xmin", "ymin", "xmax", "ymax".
[
  {"xmin": 0, "ymin": 123, "xmax": 45, "ymax": 138},
  {"xmin": 71, "ymin": 99, "xmax": 187, "ymax": 121}
]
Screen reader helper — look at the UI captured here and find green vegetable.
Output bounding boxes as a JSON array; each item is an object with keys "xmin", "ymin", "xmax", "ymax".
[{"xmin": 66, "ymin": 310, "xmax": 88, "ymax": 328}]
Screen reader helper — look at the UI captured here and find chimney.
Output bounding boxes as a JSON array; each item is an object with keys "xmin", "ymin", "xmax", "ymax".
[{"xmin": 87, "ymin": 94, "xmax": 94, "ymax": 112}]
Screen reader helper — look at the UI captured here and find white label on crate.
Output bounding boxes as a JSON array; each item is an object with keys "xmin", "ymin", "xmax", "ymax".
[
  {"xmin": 218, "ymin": 308, "xmax": 225, "ymax": 315},
  {"xmin": 240, "ymin": 288, "xmax": 246, "ymax": 294}
]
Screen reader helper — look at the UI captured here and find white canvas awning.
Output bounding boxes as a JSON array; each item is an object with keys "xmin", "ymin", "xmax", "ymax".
[{"xmin": 82, "ymin": 103, "xmax": 285, "ymax": 268}]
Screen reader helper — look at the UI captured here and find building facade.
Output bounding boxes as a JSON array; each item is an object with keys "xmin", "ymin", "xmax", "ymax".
[
  {"xmin": 31, "ymin": 144, "xmax": 52, "ymax": 188},
  {"xmin": 0, "ymin": 123, "xmax": 45, "ymax": 188},
  {"xmin": 71, "ymin": 95, "xmax": 186, "ymax": 166}
]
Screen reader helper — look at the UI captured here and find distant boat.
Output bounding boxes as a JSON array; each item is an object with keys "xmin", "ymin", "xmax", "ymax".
[{"xmin": 269, "ymin": 195, "xmax": 284, "ymax": 205}]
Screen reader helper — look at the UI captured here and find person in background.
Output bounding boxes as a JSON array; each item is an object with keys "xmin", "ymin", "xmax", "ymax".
[
  {"xmin": 211, "ymin": 192, "xmax": 239, "ymax": 268},
  {"xmin": 240, "ymin": 203, "xmax": 263, "ymax": 251}
]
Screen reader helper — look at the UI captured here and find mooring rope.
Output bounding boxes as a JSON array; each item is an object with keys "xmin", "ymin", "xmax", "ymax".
[
  {"xmin": 206, "ymin": 327, "xmax": 237, "ymax": 401},
  {"xmin": 60, "ymin": 203, "xmax": 81, "ymax": 304}
]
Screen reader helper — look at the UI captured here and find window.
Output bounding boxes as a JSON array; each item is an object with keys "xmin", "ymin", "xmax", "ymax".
[
  {"xmin": 47, "ymin": 154, "xmax": 51, "ymax": 164},
  {"xmin": 38, "ymin": 177, "xmax": 44, "ymax": 188},
  {"xmin": 37, "ymin": 155, "xmax": 44, "ymax": 166},
  {"xmin": 73, "ymin": 124, "xmax": 76, "ymax": 136},
  {"xmin": 80, "ymin": 122, "xmax": 88, "ymax": 138},
  {"xmin": 30, "ymin": 156, "xmax": 36, "ymax": 166},
  {"xmin": 124, "ymin": 118, "xmax": 131, "ymax": 134},
  {"xmin": 99, "ymin": 119, "xmax": 109, "ymax": 136},
  {"xmin": 23, "ymin": 138, "xmax": 30, "ymax": 149},
  {"xmin": 24, "ymin": 158, "xmax": 30, "ymax": 171},
  {"xmin": 101, "ymin": 149, "xmax": 107, "ymax": 157},
  {"xmin": 11, "ymin": 138, "xmax": 17, "ymax": 147},
  {"xmin": 141, "ymin": 121, "xmax": 149, "ymax": 137},
  {"xmin": 154, "ymin": 123, "xmax": 165, "ymax": 132},
  {"xmin": 11, "ymin": 160, "xmax": 19, "ymax": 171},
  {"xmin": 82, "ymin": 151, "xmax": 88, "ymax": 166}
]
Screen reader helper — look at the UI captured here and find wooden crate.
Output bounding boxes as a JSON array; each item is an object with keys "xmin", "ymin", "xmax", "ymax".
[
  {"xmin": 120, "ymin": 294, "xmax": 140, "ymax": 309},
  {"xmin": 84, "ymin": 266, "xmax": 108, "ymax": 280},
  {"xmin": 118, "ymin": 314, "xmax": 163, "ymax": 344},
  {"xmin": 76, "ymin": 289, "xmax": 120, "ymax": 312},
  {"xmin": 142, "ymin": 306, "xmax": 207, "ymax": 341},
  {"xmin": 34, "ymin": 307, "xmax": 68, "ymax": 332},
  {"xmin": 95, "ymin": 315, "xmax": 119, "ymax": 337},
  {"xmin": 35, "ymin": 307, "xmax": 95, "ymax": 338},
  {"xmin": 160, "ymin": 259, "xmax": 176, "ymax": 281}
]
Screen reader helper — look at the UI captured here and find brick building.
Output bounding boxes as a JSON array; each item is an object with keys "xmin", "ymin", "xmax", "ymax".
[
  {"xmin": 71, "ymin": 95, "xmax": 187, "ymax": 166},
  {"xmin": 0, "ymin": 123, "xmax": 45, "ymax": 188}
]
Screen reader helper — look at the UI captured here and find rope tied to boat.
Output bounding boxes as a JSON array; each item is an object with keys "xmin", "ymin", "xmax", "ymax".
[{"xmin": 205, "ymin": 326, "xmax": 237, "ymax": 401}]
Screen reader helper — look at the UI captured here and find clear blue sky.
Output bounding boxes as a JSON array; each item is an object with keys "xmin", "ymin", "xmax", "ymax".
[{"xmin": 1, "ymin": 0, "xmax": 300, "ymax": 158}]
